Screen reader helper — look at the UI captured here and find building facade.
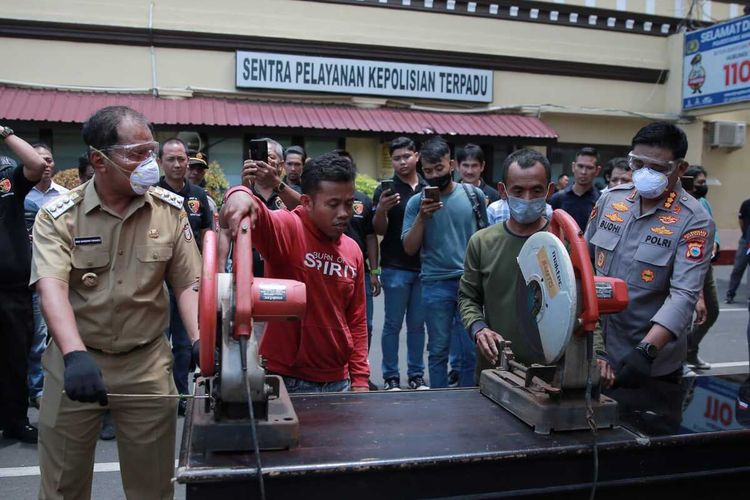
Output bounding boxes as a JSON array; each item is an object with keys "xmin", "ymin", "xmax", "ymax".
[{"xmin": 0, "ymin": 0, "xmax": 748, "ymax": 241}]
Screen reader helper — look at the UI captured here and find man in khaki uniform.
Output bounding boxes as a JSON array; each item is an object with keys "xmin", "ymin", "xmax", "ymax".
[{"xmin": 31, "ymin": 106, "xmax": 201, "ymax": 500}]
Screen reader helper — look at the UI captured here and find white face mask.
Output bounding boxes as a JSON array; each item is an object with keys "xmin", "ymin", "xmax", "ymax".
[
  {"xmin": 632, "ymin": 168, "xmax": 668, "ymax": 199},
  {"xmin": 97, "ymin": 150, "xmax": 160, "ymax": 196},
  {"xmin": 126, "ymin": 154, "xmax": 160, "ymax": 195}
]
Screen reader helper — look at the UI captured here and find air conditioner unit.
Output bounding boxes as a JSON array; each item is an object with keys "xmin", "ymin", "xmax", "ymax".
[{"xmin": 709, "ymin": 121, "xmax": 746, "ymax": 148}]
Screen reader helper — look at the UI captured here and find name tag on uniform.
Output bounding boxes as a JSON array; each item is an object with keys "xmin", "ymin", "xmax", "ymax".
[{"xmin": 74, "ymin": 236, "xmax": 102, "ymax": 246}]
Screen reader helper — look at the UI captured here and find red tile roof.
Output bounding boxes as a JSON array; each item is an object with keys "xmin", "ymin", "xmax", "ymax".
[{"xmin": 0, "ymin": 86, "xmax": 557, "ymax": 138}]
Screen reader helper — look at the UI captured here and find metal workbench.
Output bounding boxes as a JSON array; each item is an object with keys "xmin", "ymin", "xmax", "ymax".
[{"xmin": 177, "ymin": 373, "xmax": 750, "ymax": 499}]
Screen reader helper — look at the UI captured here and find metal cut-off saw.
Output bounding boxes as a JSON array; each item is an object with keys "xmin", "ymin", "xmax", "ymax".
[
  {"xmin": 479, "ymin": 209, "xmax": 629, "ymax": 434},
  {"xmin": 192, "ymin": 217, "xmax": 306, "ymax": 452}
]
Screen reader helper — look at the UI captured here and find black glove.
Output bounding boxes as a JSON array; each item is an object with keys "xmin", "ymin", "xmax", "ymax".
[
  {"xmin": 63, "ymin": 351, "xmax": 108, "ymax": 406},
  {"xmin": 615, "ymin": 348, "xmax": 653, "ymax": 389}
]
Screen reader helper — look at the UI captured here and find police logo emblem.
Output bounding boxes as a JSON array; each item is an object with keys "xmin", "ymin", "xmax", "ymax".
[
  {"xmin": 650, "ymin": 226, "xmax": 674, "ymax": 236},
  {"xmin": 604, "ymin": 212, "xmax": 624, "ymax": 223},
  {"xmin": 148, "ymin": 228, "xmax": 159, "ymax": 239},
  {"xmin": 353, "ymin": 201, "xmax": 364, "ymax": 216},
  {"xmin": 187, "ymin": 199, "xmax": 201, "ymax": 214},
  {"xmin": 659, "ymin": 215, "xmax": 678, "ymax": 225},
  {"xmin": 641, "ymin": 269, "xmax": 655, "ymax": 283},
  {"xmin": 274, "ymin": 197, "xmax": 287, "ymax": 210},
  {"xmin": 0, "ymin": 178, "xmax": 11, "ymax": 193},
  {"xmin": 686, "ymin": 240, "xmax": 705, "ymax": 260},
  {"xmin": 612, "ymin": 202, "xmax": 629, "ymax": 212}
]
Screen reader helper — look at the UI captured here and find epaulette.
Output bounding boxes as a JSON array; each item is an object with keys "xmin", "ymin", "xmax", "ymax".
[
  {"xmin": 609, "ymin": 182, "xmax": 634, "ymax": 192},
  {"xmin": 149, "ymin": 186, "xmax": 184, "ymax": 209},
  {"xmin": 44, "ymin": 191, "xmax": 84, "ymax": 219}
]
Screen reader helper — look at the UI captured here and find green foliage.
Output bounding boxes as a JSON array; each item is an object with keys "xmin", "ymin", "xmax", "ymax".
[
  {"xmin": 204, "ymin": 161, "xmax": 230, "ymax": 207},
  {"xmin": 355, "ymin": 173, "xmax": 379, "ymax": 198}
]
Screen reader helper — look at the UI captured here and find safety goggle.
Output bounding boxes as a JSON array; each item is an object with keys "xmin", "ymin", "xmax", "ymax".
[
  {"xmin": 97, "ymin": 141, "xmax": 159, "ymax": 163},
  {"xmin": 626, "ymin": 152, "xmax": 678, "ymax": 175}
]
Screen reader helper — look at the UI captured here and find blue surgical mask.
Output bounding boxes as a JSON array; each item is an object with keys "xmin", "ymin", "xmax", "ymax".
[
  {"xmin": 507, "ymin": 196, "xmax": 547, "ymax": 224},
  {"xmin": 632, "ymin": 168, "xmax": 668, "ymax": 199}
]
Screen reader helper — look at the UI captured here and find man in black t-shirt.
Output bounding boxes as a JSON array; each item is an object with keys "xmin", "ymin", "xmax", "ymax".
[
  {"xmin": 157, "ymin": 138, "xmax": 212, "ymax": 414},
  {"xmin": 549, "ymin": 146, "xmax": 601, "ymax": 231},
  {"xmin": 372, "ymin": 137, "xmax": 428, "ymax": 391},
  {"xmin": 346, "ymin": 191, "xmax": 381, "ymax": 346},
  {"xmin": 332, "ymin": 150, "xmax": 382, "ymax": 353},
  {"xmin": 158, "ymin": 139, "xmax": 212, "ymax": 252},
  {"xmin": 457, "ymin": 143, "xmax": 499, "ymax": 204},
  {"xmin": 0, "ymin": 127, "xmax": 46, "ymax": 443},
  {"xmin": 726, "ymin": 197, "xmax": 750, "ymax": 303}
]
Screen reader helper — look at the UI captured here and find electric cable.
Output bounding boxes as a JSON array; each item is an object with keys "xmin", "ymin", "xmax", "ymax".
[
  {"xmin": 240, "ymin": 335, "xmax": 266, "ymax": 500},
  {"xmin": 585, "ymin": 334, "xmax": 599, "ymax": 500}
]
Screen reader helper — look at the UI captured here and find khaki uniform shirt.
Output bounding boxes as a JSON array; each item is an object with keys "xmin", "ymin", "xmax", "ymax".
[
  {"xmin": 30, "ymin": 181, "xmax": 201, "ymax": 353},
  {"xmin": 584, "ymin": 183, "xmax": 714, "ymax": 376}
]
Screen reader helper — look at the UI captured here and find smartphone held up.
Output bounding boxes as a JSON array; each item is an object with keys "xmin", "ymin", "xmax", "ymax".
[
  {"xmin": 249, "ymin": 139, "xmax": 269, "ymax": 164},
  {"xmin": 423, "ymin": 186, "xmax": 440, "ymax": 203}
]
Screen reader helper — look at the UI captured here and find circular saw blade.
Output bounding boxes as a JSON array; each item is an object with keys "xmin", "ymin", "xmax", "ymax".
[{"xmin": 515, "ymin": 231, "xmax": 577, "ymax": 365}]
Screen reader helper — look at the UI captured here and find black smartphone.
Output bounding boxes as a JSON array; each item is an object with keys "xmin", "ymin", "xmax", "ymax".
[
  {"xmin": 681, "ymin": 175, "xmax": 694, "ymax": 192},
  {"xmin": 249, "ymin": 139, "xmax": 268, "ymax": 163},
  {"xmin": 381, "ymin": 179, "xmax": 394, "ymax": 194},
  {"xmin": 423, "ymin": 186, "xmax": 440, "ymax": 203}
]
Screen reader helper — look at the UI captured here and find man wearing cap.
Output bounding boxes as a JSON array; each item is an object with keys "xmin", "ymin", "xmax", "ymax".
[
  {"xmin": 31, "ymin": 106, "xmax": 201, "ymax": 498},
  {"xmin": 0, "ymin": 125, "xmax": 46, "ymax": 443},
  {"xmin": 187, "ymin": 151, "xmax": 217, "ymax": 216}
]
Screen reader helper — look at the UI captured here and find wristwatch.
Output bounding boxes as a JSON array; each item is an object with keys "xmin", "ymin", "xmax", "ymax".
[
  {"xmin": 0, "ymin": 126, "xmax": 14, "ymax": 139},
  {"xmin": 276, "ymin": 181, "xmax": 287, "ymax": 193},
  {"xmin": 635, "ymin": 341, "xmax": 658, "ymax": 361}
]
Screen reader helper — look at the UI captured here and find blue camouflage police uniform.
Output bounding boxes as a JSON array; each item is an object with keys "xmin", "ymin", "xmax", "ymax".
[{"xmin": 584, "ymin": 182, "xmax": 714, "ymax": 377}]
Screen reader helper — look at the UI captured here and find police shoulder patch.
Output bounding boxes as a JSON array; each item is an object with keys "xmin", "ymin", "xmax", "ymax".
[
  {"xmin": 149, "ymin": 186, "xmax": 184, "ymax": 209},
  {"xmin": 682, "ymin": 229, "xmax": 708, "ymax": 241}
]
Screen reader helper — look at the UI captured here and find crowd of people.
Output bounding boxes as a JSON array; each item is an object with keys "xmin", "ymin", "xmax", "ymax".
[{"xmin": 0, "ymin": 105, "xmax": 748, "ymax": 498}]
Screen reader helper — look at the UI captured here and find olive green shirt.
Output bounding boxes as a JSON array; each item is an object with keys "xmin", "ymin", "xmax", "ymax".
[
  {"xmin": 30, "ymin": 181, "xmax": 201, "ymax": 353},
  {"xmin": 459, "ymin": 221, "xmax": 604, "ymax": 371}
]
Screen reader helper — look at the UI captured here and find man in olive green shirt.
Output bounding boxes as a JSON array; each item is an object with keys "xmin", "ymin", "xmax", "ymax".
[{"xmin": 459, "ymin": 149, "xmax": 614, "ymax": 386}]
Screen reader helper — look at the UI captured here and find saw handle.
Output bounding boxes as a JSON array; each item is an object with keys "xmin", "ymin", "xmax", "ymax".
[
  {"xmin": 234, "ymin": 216, "xmax": 254, "ymax": 340},
  {"xmin": 198, "ymin": 229, "xmax": 218, "ymax": 376},
  {"xmin": 548, "ymin": 209, "xmax": 599, "ymax": 335}
]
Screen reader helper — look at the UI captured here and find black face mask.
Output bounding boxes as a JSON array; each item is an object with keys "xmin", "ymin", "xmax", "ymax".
[
  {"xmin": 426, "ymin": 171, "xmax": 453, "ymax": 190},
  {"xmin": 694, "ymin": 185, "xmax": 708, "ymax": 198}
]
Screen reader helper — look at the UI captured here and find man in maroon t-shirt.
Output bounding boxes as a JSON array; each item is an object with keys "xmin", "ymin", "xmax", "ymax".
[{"xmin": 221, "ymin": 152, "xmax": 369, "ymax": 392}]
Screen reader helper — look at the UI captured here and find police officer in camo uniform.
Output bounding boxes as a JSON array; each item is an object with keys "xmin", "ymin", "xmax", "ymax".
[
  {"xmin": 585, "ymin": 122, "xmax": 714, "ymax": 388},
  {"xmin": 31, "ymin": 106, "xmax": 201, "ymax": 499}
]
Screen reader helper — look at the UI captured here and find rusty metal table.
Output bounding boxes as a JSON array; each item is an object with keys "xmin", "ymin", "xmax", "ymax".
[{"xmin": 177, "ymin": 375, "xmax": 750, "ymax": 499}]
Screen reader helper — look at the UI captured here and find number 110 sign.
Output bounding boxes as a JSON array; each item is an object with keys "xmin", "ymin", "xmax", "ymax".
[{"xmin": 683, "ymin": 16, "xmax": 750, "ymax": 110}]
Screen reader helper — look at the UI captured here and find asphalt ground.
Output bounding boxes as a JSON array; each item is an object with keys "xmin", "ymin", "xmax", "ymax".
[{"xmin": 1, "ymin": 265, "xmax": 748, "ymax": 499}]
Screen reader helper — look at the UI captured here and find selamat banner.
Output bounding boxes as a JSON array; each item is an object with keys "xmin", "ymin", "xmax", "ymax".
[
  {"xmin": 683, "ymin": 15, "xmax": 750, "ymax": 110},
  {"xmin": 236, "ymin": 51, "xmax": 493, "ymax": 103}
]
